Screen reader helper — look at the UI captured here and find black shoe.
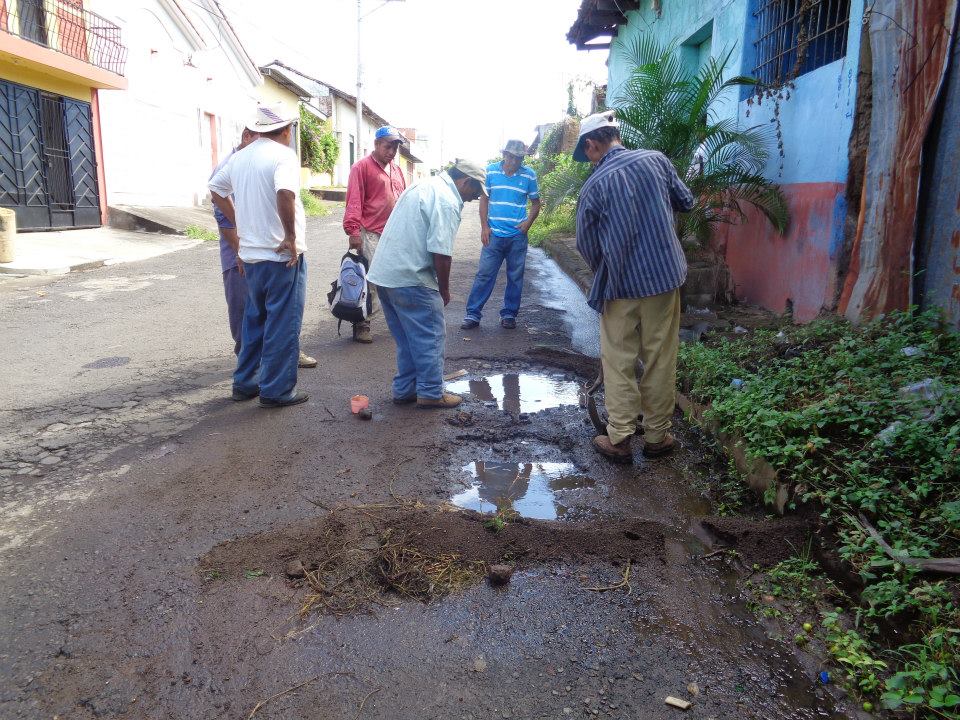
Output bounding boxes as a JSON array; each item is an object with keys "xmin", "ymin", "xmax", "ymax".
[
  {"xmin": 500, "ymin": 317, "xmax": 517, "ymax": 329},
  {"xmin": 259, "ymin": 391, "xmax": 309, "ymax": 408},
  {"xmin": 232, "ymin": 388, "xmax": 259, "ymax": 402},
  {"xmin": 393, "ymin": 394, "xmax": 417, "ymax": 405},
  {"xmin": 460, "ymin": 319, "xmax": 479, "ymax": 330}
]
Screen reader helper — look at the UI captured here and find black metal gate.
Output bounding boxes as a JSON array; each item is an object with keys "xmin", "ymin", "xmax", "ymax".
[{"xmin": 0, "ymin": 79, "xmax": 101, "ymax": 230}]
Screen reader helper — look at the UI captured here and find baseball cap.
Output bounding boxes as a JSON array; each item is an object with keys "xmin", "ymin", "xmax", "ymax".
[
  {"xmin": 375, "ymin": 126, "xmax": 404, "ymax": 143},
  {"xmin": 451, "ymin": 159, "xmax": 488, "ymax": 195},
  {"xmin": 573, "ymin": 110, "xmax": 619, "ymax": 162}
]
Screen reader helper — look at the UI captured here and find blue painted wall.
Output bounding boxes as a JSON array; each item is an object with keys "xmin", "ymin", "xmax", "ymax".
[{"xmin": 607, "ymin": 0, "xmax": 864, "ymax": 185}]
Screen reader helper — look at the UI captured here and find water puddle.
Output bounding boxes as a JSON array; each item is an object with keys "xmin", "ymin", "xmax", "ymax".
[
  {"xmin": 446, "ymin": 373, "xmax": 580, "ymax": 414},
  {"xmin": 450, "ymin": 461, "xmax": 594, "ymax": 520}
]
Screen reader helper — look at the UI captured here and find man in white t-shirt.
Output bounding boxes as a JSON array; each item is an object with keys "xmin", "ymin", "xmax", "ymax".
[{"xmin": 209, "ymin": 104, "xmax": 309, "ymax": 408}]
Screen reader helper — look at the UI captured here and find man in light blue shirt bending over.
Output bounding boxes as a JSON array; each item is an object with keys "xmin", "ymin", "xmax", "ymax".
[
  {"xmin": 461, "ymin": 139, "xmax": 542, "ymax": 331},
  {"xmin": 368, "ymin": 159, "xmax": 487, "ymax": 409}
]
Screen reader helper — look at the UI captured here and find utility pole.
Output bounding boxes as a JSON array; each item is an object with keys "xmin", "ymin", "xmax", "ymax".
[
  {"xmin": 356, "ymin": 0, "xmax": 404, "ymax": 163},
  {"xmin": 355, "ymin": 0, "xmax": 363, "ymax": 163}
]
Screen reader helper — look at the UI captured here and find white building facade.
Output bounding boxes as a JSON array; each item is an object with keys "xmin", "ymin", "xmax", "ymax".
[{"xmin": 86, "ymin": 0, "xmax": 262, "ymax": 208}]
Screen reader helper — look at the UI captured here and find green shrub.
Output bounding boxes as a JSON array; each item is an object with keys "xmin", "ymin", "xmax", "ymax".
[
  {"xmin": 300, "ymin": 106, "xmax": 338, "ymax": 176},
  {"xmin": 300, "ymin": 189, "xmax": 329, "ymax": 218},
  {"xmin": 185, "ymin": 224, "xmax": 218, "ymax": 242},
  {"xmin": 678, "ymin": 309, "xmax": 960, "ymax": 716}
]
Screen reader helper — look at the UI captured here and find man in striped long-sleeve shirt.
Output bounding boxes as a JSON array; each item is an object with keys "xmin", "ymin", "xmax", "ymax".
[{"xmin": 574, "ymin": 111, "xmax": 694, "ymax": 463}]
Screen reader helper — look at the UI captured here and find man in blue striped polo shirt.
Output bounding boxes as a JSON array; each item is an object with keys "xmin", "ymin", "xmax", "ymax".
[
  {"xmin": 575, "ymin": 111, "xmax": 694, "ymax": 463},
  {"xmin": 461, "ymin": 140, "xmax": 542, "ymax": 330}
]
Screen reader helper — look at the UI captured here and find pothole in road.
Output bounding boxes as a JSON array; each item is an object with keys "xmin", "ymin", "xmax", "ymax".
[
  {"xmin": 446, "ymin": 372, "xmax": 581, "ymax": 414},
  {"xmin": 450, "ymin": 461, "xmax": 595, "ymax": 520}
]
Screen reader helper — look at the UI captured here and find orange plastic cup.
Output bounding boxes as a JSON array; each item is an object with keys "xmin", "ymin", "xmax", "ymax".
[{"xmin": 350, "ymin": 395, "xmax": 369, "ymax": 414}]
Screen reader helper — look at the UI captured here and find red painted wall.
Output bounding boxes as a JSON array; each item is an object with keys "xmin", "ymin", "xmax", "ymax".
[{"xmin": 714, "ymin": 182, "xmax": 846, "ymax": 322}]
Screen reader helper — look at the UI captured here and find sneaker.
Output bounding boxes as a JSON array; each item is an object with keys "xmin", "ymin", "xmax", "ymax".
[
  {"xmin": 500, "ymin": 317, "xmax": 517, "ymax": 329},
  {"xmin": 642, "ymin": 433, "xmax": 676, "ymax": 458},
  {"xmin": 392, "ymin": 394, "xmax": 417, "ymax": 405},
  {"xmin": 298, "ymin": 350, "xmax": 318, "ymax": 368},
  {"xmin": 416, "ymin": 392, "xmax": 463, "ymax": 409},
  {"xmin": 259, "ymin": 391, "xmax": 309, "ymax": 408},
  {"xmin": 353, "ymin": 323, "xmax": 373, "ymax": 344},
  {"xmin": 592, "ymin": 434, "xmax": 633, "ymax": 464},
  {"xmin": 232, "ymin": 388, "xmax": 259, "ymax": 402},
  {"xmin": 460, "ymin": 318, "xmax": 480, "ymax": 330}
]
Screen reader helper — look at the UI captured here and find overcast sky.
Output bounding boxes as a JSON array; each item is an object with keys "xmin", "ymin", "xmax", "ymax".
[{"xmin": 218, "ymin": 0, "xmax": 608, "ymax": 165}]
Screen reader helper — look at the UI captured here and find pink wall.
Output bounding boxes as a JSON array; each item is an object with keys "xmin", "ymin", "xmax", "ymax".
[{"xmin": 715, "ymin": 182, "xmax": 847, "ymax": 322}]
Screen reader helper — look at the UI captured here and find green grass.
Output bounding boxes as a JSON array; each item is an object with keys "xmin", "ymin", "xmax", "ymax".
[
  {"xmin": 301, "ymin": 189, "xmax": 330, "ymax": 217},
  {"xmin": 184, "ymin": 224, "xmax": 218, "ymax": 242},
  {"xmin": 528, "ymin": 204, "xmax": 576, "ymax": 247},
  {"xmin": 678, "ymin": 309, "xmax": 960, "ymax": 716}
]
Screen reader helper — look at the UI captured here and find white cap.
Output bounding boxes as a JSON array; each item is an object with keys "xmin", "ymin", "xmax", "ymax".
[{"xmin": 573, "ymin": 110, "xmax": 618, "ymax": 162}]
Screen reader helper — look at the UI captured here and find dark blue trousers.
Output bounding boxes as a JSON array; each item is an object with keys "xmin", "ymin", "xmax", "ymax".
[{"xmin": 233, "ymin": 256, "xmax": 306, "ymax": 402}]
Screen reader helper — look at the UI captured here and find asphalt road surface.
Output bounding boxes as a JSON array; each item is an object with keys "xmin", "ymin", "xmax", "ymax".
[{"xmin": 0, "ymin": 206, "xmax": 857, "ymax": 719}]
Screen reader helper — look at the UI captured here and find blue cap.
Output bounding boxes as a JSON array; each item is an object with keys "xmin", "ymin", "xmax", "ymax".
[{"xmin": 375, "ymin": 126, "xmax": 403, "ymax": 142}]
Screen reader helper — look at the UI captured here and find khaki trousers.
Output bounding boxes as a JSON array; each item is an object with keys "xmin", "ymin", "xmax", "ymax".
[
  {"xmin": 359, "ymin": 228, "xmax": 381, "ymax": 324},
  {"xmin": 599, "ymin": 289, "xmax": 681, "ymax": 445}
]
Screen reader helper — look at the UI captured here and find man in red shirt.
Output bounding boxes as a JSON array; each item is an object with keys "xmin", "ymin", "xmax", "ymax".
[{"xmin": 343, "ymin": 126, "xmax": 407, "ymax": 343}]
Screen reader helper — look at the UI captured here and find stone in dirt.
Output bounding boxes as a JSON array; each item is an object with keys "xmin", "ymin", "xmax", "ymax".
[
  {"xmin": 285, "ymin": 559, "xmax": 306, "ymax": 578},
  {"xmin": 488, "ymin": 564, "xmax": 514, "ymax": 585}
]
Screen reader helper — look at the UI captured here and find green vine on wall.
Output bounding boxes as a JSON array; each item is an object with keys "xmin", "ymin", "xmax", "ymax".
[{"xmin": 299, "ymin": 106, "xmax": 339, "ymax": 176}]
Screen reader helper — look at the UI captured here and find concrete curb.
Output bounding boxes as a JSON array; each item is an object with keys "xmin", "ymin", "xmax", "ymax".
[
  {"xmin": 0, "ymin": 259, "xmax": 107, "ymax": 276},
  {"xmin": 541, "ymin": 235, "xmax": 594, "ymax": 293}
]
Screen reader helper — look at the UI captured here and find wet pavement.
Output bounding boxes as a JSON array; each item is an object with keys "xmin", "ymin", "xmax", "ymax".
[{"xmin": 0, "ymin": 207, "xmax": 860, "ymax": 719}]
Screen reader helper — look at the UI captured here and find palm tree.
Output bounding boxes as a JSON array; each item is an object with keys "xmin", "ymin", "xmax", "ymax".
[{"xmin": 543, "ymin": 36, "xmax": 789, "ymax": 251}]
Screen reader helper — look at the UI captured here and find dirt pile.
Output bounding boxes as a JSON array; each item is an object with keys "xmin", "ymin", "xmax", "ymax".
[
  {"xmin": 700, "ymin": 515, "xmax": 811, "ymax": 567},
  {"xmin": 200, "ymin": 504, "xmax": 665, "ymax": 616}
]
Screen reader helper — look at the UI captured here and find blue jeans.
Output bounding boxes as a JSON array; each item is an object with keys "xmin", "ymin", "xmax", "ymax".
[
  {"xmin": 378, "ymin": 285, "xmax": 445, "ymax": 400},
  {"xmin": 222, "ymin": 266, "xmax": 247, "ymax": 356},
  {"xmin": 233, "ymin": 256, "xmax": 306, "ymax": 402},
  {"xmin": 464, "ymin": 233, "xmax": 528, "ymax": 322}
]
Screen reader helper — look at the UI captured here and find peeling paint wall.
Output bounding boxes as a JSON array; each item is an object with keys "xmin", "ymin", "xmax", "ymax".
[{"xmin": 838, "ymin": 0, "xmax": 959, "ymax": 320}]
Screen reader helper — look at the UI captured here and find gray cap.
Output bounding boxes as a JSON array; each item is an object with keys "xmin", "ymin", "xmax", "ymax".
[
  {"xmin": 502, "ymin": 139, "xmax": 527, "ymax": 157},
  {"xmin": 451, "ymin": 159, "xmax": 488, "ymax": 196}
]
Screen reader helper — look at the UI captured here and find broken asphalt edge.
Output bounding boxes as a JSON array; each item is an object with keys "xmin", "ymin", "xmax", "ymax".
[{"xmin": 542, "ymin": 233, "xmax": 790, "ymax": 514}]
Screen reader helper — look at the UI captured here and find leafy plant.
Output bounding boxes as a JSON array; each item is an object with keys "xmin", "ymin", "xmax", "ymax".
[
  {"xmin": 678, "ymin": 309, "xmax": 960, "ymax": 714},
  {"xmin": 300, "ymin": 106, "xmax": 339, "ymax": 176},
  {"xmin": 184, "ymin": 224, "xmax": 218, "ymax": 242},
  {"xmin": 542, "ymin": 36, "xmax": 789, "ymax": 250},
  {"xmin": 300, "ymin": 189, "xmax": 329, "ymax": 218}
]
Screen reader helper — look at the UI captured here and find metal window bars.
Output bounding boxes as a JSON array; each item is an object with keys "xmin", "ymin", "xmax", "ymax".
[
  {"xmin": 753, "ymin": 0, "xmax": 850, "ymax": 86},
  {"xmin": 0, "ymin": 0, "xmax": 127, "ymax": 77}
]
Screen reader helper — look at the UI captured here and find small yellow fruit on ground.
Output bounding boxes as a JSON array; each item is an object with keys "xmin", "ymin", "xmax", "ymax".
[
  {"xmin": 803, "ymin": 622, "xmax": 814, "ymax": 632},
  {"xmin": 863, "ymin": 701, "xmax": 873, "ymax": 712}
]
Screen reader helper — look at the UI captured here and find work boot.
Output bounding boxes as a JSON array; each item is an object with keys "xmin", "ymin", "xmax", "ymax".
[
  {"xmin": 500, "ymin": 317, "xmax": 517, "ymax": 329},
  {"xmin": 460, "ymin": 318, "xmax": 479, "ymax": 330},
  {"xmin": 417, "ymin": 392, "xmax": 463, "ymax": 409},
  {"xmin": 592, "ymin": 434, "xmax": 633, "ymax": 464},
  {"xmin": 298, "ymin": 350, "xmax": 317, "ymax": 368},
  {"xmin": 353, "ymin": 322, "xmax": 372, "ymax": 344},
  {"xmin": 642, "ymin": 433, "xmax": 676, "ymax": 458}
]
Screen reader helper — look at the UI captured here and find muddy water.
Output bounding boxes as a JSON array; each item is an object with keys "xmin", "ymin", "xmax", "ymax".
[
  {"xmin": 445, "ymin": 372, "xmax": 581, "ymax": 414},
  {"xmin": 450, "ymin": 461, "xmax": 595, "ymax": 520}
]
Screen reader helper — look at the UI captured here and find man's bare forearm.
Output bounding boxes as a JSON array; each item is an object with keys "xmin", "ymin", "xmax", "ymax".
[
  {"xmin": 433, "ymin": 253, "xmax": 452, "ymax": 304},
  {"xmin": 211, "ymin": 193, "xmax": 236, "ymax": 226},
  {"xmin": 277, "ymin": 189, "xmax": 296, "ymax": 239}
]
